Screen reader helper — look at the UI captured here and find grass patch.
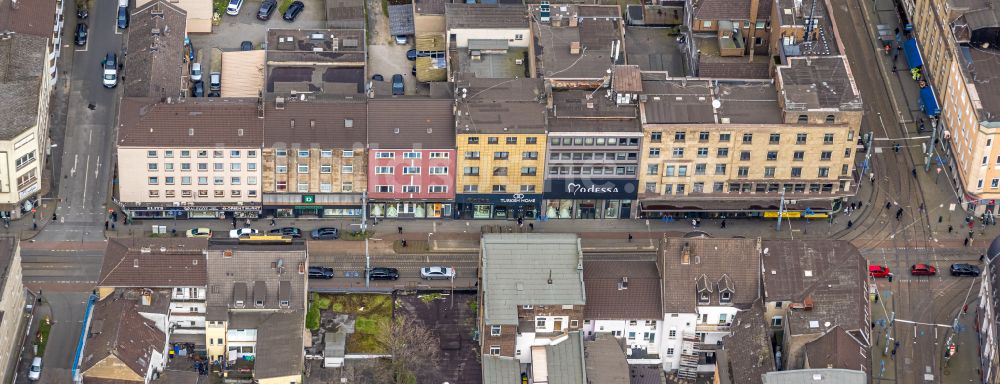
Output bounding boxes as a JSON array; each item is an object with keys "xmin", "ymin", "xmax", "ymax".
[
  {"xmin": 278, "ymin": 0, "xmax": 295, "ymax": 13},
  {"xmin": 313, "ymin": 294, "xmax": 333, "ymax": 310},
  {"xmin": 343, "ymin": 230, "xmax": 374, "ymax": 241},
  {"xmin": 320, "ymin": 294, "xmax": 394, "ymax": 354},
  {"xmin": 381, "ymin": 0, "xmax": 389, "ymax": 16},
  {"xmin": 419, "ymin": 293, "xmax": 444, "ymax": 303},
  {"xmin": 36, "ymin": 318, "xmax": 52, "ymax": 357},
  {"xmin": 212, "ymin": 0, "xmax": 227, "ymax": 16},
  {"xmin": 468, "ymin": 299, "xmax": 478, "ymax": 314}
]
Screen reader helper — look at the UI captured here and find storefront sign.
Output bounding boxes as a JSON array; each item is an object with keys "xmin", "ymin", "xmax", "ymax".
[
  {"xmin": 18, "ymin": 183, "xmax": 40, "ymax": 200},
  {"xmin": 544, "ymin": 179, "xmax": 638, "ymax": 200},
  {"xmin": 302, "ymin": 195, "xmax": 316, "ymax": 203},
  {"xmin": 456, "ymin": 193, "xmax": 542, "ymax": 205},
  {"xmin": 499, "ymin": 194, "xmax": 537, "ymax": 203}
]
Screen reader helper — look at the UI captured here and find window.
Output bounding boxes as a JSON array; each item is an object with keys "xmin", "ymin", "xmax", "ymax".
[
  {"xmin": 275, "ymin": 149, "xmax": 287, "ymax": 157},
  {"xmin": 506, "ymin": 137, "xmax": 517, "ymax": 144},
  {"xmin": 488, "ymin": 137, "xmax": 499, "ymax": 144},
  {"xmin": 230, "ymin": 163, "xmax": 241, "ymax": 172},
  {"xmin": 522, "ymin": 305, "xmax": 533, "ymax": 309},
  {"xmin": 465, "ymin": 151, "xmax": 480, "ymax": 160},
  {"xmin": 147, "ymin": 150, "xmax": 157, "ymax": 158},
  {"xmin": 666, "ymin": 348, "xmax": 675, "ymax": 356},
  {"xmin": 165, "ymin": 176, "xmax": 175, "ymax": 185},
  {"xmin": 429, "ymin": 167, "xmax": 448, "ymax": 175},
  {"xmin": 717, "ymin": 148, "xmax": 729, "ymax": 157},
  {"xmin": 738, "ymin": 167, "xmax": 749, "ymax": 177},
  {"xmin": 320, "ymin": 150, "xmax": 333, "ymax": 158},
  {"xmin": 248, "ymin": 176, "xmax": 257, "ymax": 185},
  {"xmin": 793, "ymin": 151, "xmax": 805, "ymax": 161},
  {"xmin": 714, "ymin": 182, "xmax": 724, "ymax": 192},
  {"xmin": 766, "ymin": 151, "xmax": 778, "ymax": 161},
  {"xmin": 492, "ymin": 185, "xmax": 506, "ymax": 192},
  {"xmin": 376, "ymin": 185, "xmax": 394, "ymax": 193},
  {"xmin": 719, "ymin": 133, "xmax": 731, "ymax": 142},
  {"xmin": 628, "ymin": 332, "xmax": 636, "ymax": 340},
  {"xmin": 662, "ymin": 184, "xmax": 672, "ymax": 194},
  {"xmin": 845, "ymin": 148, "xmax": 852, "ymax": 158},
  {"xmin": 198, "ymin": 177, "xmax": 208, "ymax": 185},
  {"xmin": 491, "ymin": 325, "xmax": 501, "ymax": 336},
  {"xmin": 772, "ymin": 316, "xmax": 783, "ymax": 327},
  {"xmin": 740, "ymin": 151, "xmax": 751, "ymax": 161},
  {"xmin": 769, "ymin": 133, "xmax": 781, "ymax": 144},
  {"xmin": 650, "ymin": 132, "xmax": 662, "ymax": 142},
  {"xmin": 489, "ymin": 346, "xmax": 501, "ymax": 356},
  {"xmin": 376, "ymin": 152, "xmax": 395, "ymax": 159},
  {"xmin": 818, "ymin": 167, "xmax": 829, "ymax": 177},
  {"xmin": 796, "ymin": 133, "xmax": 808, "ymax": 144},
  {"xmin": 825, "ymin": 115, "xmax": 836, "ymax": 124},
  {"xmin": 697, "ymin": 148, "xmax": 709, "ymax": 157},
  {"xmin": 402, "ymin": 185, "xmax": 419, "ymax": 193},
  {"xmin": 343, "ymin": 150, "xmax": 354, "ymax": 158},
  {"xmin": 275, "ymin": 181, "xmax": 287, "ymax": 191},
  {"xmin": 214, "ymin": 163, "xmax": 224, "ymax": 171},
  {"xmin": 147, "ymin": 163, "xmax": 158, "ymax": 172},
  {"xmin": 429, "ymin": 185, "xmax": 448, "ymax": 193},
  {"xmin": 664, "ymin": 166, "xmax": 675, "ymax": 176},
  {"xmin": 791, "ymin": 167, "xmax": 802, "ymax": 178},
  {"xmin": 298, "ymin": 164, "xmax": 309, "ymax": 173},
  {"xmin": 494, "ymin": 152, "xmax": 509, "ymax": 160},
  {"xmin": 672, "ymin": 148, "xmax": 684, "ymax": 158},
  {"xmin": 647, "ymin": 164, "xmax": 659, "ymax": 175},
  {"xmin": 320, "ymin": 183, "xmax": 332, "ymax": 193},
  {"xmin": 526, "ymin": 137, "xmax": 538, "ymax": 144},
  {"xmin": 468, "ymin": 137, "xmax": 479, "ymax": 144},
  {"xmin": 521, "ymin": 167, "xmax": 536, "ymax": 176},
  {"xmin": 677, "ymin": 165, "xmax": 688, "ymax": 177},
  {"xmin": 148, "ymin": 177, "xmax": 159, "ymax": 185},
  {"xmin": 645, "ymin": 182, "xmax": 657, "ymax": 192},
  {"xmin": 797, "ymin": 115, "xmax": 808, "ymax": 124},
  {"xmin": 402, "ymin": 167, "xmax": 420, "ymax": 174},
  {"xmin": 15, "ymin": 152, "xmax": 35, "ymax": 170},
  {"xmin": 715, "ymin": 164, "xmax": 726, "ymax": 175},
  {"xmin": 992, "ymin": 179, "xmax": 999, "ymax": 189},
  {"xmin": 403, "ymin": 152, "xmax": 421, "ymax": 159},
  {"xmin": 213, "ymin": 150, "xmax": 224, "ymax": 158},
  {"xmin": 820, "ymin": 151, "xmax": 832, "ymax": 161},
  {"xmin": 247, "ymin": 150, "xmax": 257, "ymax": 158},
  {"xmin": 742, "ymin": 133, "xmax": 753, "ymax": 144},
  {"xmin": 317, "ymin": 164, "xmax": 330, "ymax": 174},
  {"xmin": 342, "ymin": 182, "xmax": 353, "ymax": 192},
  {"xmin": 823, "ymin": 133, "xmax": 835, "ymax": 144},
  {"xmin": 276, "ymin": 165, "xmax": 288, "ymax": 174},
  {"xmin": 649, "ymin": 148, "xmax": 661, "ymax": 157},
  {"xmin": 464, "ymin": 167, "xmax": 480, "ymax": 176},
  {"xmin": 181, "ymin": 176, "xmax": 192, "ymax": 185},
  {"xmin": 764, "ymin": 167, "xmax": 776, "ymax": 177},
  {"xmin": 230, "ymin": 150, "xmax": 240, "ymax": 158},
  {"xmin": 535, "ymin": 318, "xmax": 547, "ymax": 327},
  {"xmin": 298, "ymin": 150, "xmax": 310, "ymax": 158},
  {"xmin": 342, "ymin": 165, "xmax": 353, "ymax": 173},
  {"xmin": 698, "ymin": 131, "xmax": 710, "ymax": 142},
  {"xmin": 522, "ymin": 151, "xmax": 538, "ymax": 160},
  {"xmin": 198, "ymin": 163, "xmax": 208, "ymax": 171},
  {"xmin": 148, "ymin": 190, "xmax": 159, "ymax": 198},
  {"xmin": 180, "ymin": 150, "xmax": 191, "ymax": 158},
  {"xmin": 695, "ymin": 164, "xmax": 706, "ymax": 175},
  {"xmin": 430, "ymin": 152, "xmax": 449, "ymax": 158},
  {"xmin": 463, "ymin": 185, "xmax": 478, "ymax": 192},
  {"xmin": 720, "ymin": 291, "xmax": 732, "ymax": 303},
  {"xmin": 214, "ymin": 176, "xmax": 224, "ymax": 185}
]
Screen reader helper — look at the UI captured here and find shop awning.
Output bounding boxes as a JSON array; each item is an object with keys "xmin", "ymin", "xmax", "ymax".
[
  {"xmin": 920, "ymin": 86, "xmax": 941, "ymax": 116},
  {"xmin": 904, "ymin": 38, "xmax": 923, "ymax": 69}
]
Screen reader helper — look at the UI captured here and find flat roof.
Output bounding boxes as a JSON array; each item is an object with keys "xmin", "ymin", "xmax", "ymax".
[
  {"xmin": 549, "ymin": 89, "xmax": 641, "ymax": 132},
  {"xmin": 266, "ymin": 28, "xmax": 365, "ymax": 53},
  {"xmin": 533, "ymin": 10, "xmax": 623, "ymax": 79},
  {"xmin": 221, "ymin": 50, "xmax": 266, "ymax": 98},
  {"xmin": 446, "ymin": 4, "xmax": 529, "ymax": 30},
  {"xmin": 966, "ymin": 49, "xmax": 1000, "ymax": 121},
  {"xmin": 0, "ymin": 34, "xmax": 47, "ymax": 140},
  {"xmin": 640, "ymin": 79, "xmax": 783, "ymax": 124},
  {"xmin": 455, "ymin": 74, "xmax": 547, "ymax": 134},
  {"xmin": 693, "ymin": 35, "xmax": 771, "ymax": 79},
  {"xmin": 776, "ymin": 56, "xmax": 863, "ymax": 111}
]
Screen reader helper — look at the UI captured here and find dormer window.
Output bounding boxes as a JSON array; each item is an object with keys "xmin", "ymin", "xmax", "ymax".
[
  {"xmin": 235, "ymin": 300, "xmax": 244, "ymax": 308},
  {"xmin": 720, "ymin": 291, "xmax": 732, "ymax": 303},
  {"xmin": 717, "ymin": 274, "xmax": 735, "ymax": 305},
  {"xmin": 698, "ymin": 292, "xmax": 710, "ymax": 304},
  {"xmin": 695, "ymin": 274, "xmax": 713, "ymax": 304},
  {"xmin": 255, "ymin": 299, "xmax": 264, "ymax": 308}
]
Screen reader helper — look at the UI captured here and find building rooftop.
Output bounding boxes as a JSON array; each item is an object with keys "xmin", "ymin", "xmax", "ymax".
[
  {"xmin": 718, "ymin": 300, "xmax": 775, "ymax": 384},
  {"xmin": 482, "ymin": 355, "xmax": 521, "ymax": 384},
  {"xmin": 802, "ymin": 326, "xmax": 869, "ymax": 373},
  {"xmin": 762, "ymin": 369, "xmax": 867, "ymax": 384},
  {"xmin": 775, "ymin": 56, "xmax": 863, "ymax": 111},
  {"xmin": 117, "ymin": 98, "xmax": 264, "ymax": 148},
  {"xmin": 228, "ymin": 311, "xmax": 305, "ymax": 379},
  {"xmin": 533, "ymin": 5, "xmax": 624, "ymax": 80},
  {"xmin": 640, "ymin": 79, "xmax": 783, "ymax": 124},
  {"xmin": 774, "ymin": 0, "xmax": 839, "ymax": 57},
  {"xmin": 266, "ymin": 28, "xmax": 365, "ymax": 53},
  {"xmin": 613, "ymin": 65, "xmax": 642, "ymax": 93},
  {"xmin": 0, "ymin": 34, "xmax": 48, "ymax": 140},
  {"xmin": 761, "ymin": 240, "xmax": 869, "ymax": 337},
  {"xmin": 446, "ymin": 3, "xmax": 529, "ymax": 30},
  {"xmin": 415, "ymin": 0, "xmax": 447, "ymax": 14},
  {"xmin": 658, "ymin": 237, "xmax": 761, "ymax": 313},
  {"xmin": 454, "ymin": 47, "xmax": 530, "ymax": 79},
  {"xmin": 98, "ymin": 238, "xmax": 208, "ymax": 288},
  {"xmin": 582, "ymin": 260, "xmax": 662, "ymax": 320},
  {"xmin": 263, "ymin": 96, "xmax": 367, "ymax": 149},
  {"xmin": 388, "ymin": 4, "xmax": 415, "ymax": 35},
  {"xmin": 538, "ymin": 332, "xmax": 586, "ymax": 384},
  {"xmin": 0, "ymin": 0, "xmax": 57, "ymax": 38},
  {"xmin": 691, "ymin": 35, "xmax": 771, "ymax": 79},
  {"xmin": 964, "ymin": 48, "xmax": 1000, "ymax": 122},
  {"xmin": 367, "ymin": 99, "xmax": 455, "ymax": 149},
  {"xmin": 265, "ymin": 29, "xmax": 365, "ymax": 95},
  {"xmin": 691, "ymin": 0, "xmax": 771, "ymax": 22},
  {"xmin": 454, "ymin": 75, "xmax": 547, "ymax": 134},
  {"xmin": 584, "ymin": 334, "xmax": 630, "ymax": 384},
  {"xmin": 123, "ymin": 0, "xmax": 187, "ymax": 99},
  {"xmin": 325, "ymin": 0, "xmax": 366, "ymax": 29},
  {"xmin": 80, "ymin": 296, "xmax": 166, "ymax": 380},
  {"xmin": 481, "ymin": 234, "xmax": 586, "ymax": 325},
  {"xmin": 204, "ymin": 244, "xmax": 308, "ymax": 320},
  {"xmin": 548, "ymin": 89, "xmax": 641, "ymax": 133}
]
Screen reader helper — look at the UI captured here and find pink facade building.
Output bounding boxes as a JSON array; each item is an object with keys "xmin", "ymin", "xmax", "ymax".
[{"xmin": 366, "ymin": 99, "xmax": 456, "ymax": 219}]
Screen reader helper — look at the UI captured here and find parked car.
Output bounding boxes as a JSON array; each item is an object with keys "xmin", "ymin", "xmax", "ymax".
[
  {"xmin": 229, "ymin": 228, "xmax": 259, "ymax": 239},
  {"xmin": 117, "ymin": 0, "xmax": 129, "ymax": 29},
  {"xmin": 368, "ymin": 267, "xmax": 400, "ymax": 280},
  {"xmin": 77, "ymin": 7, "xmax": 88, "ymax": 19},
  {"xmin": 283, "ymin": 1, "xmax": 305, "ymax": 21},
  {"xmin": 910, "ymin": 263, "xmax": 937, "ymax": 276},
  {"xmin": 27, "ymin": 357, "xmax": 41, "ymax": 381},
  {"xmin": 209, "ymin": 72, "xmax": 221, "ymax": 92},
  {"xmin": 406, "ymin": 49, "xmax": 416, "ymax": 61},
  {"xmin": 269, "ymin": 227, "xmax": 303, "ymax": 238},
  {"xmin": 207, "ymin": 91, "xmax": 220, "ymax": 97},
  {"xmin": 190, "ymin": 63, "xmax": 202, "ymax": 82},
  {"xmin": 391, "ymin": 74, "xmax": 404, "ymax": 95},
  {"xmin": 102, "ymin": 52, "xmax": 118, "ymax": 88},
  {"xmin": 308, "ymin": 266, "xmax": 334, "ymax": 279},
  {"xmin": 310, "ymin": 227, "xmax": 340, "ymax": 240},
  {"xmin": 950, "ymin": 263, "xmax": 981, "ymax": 277},
  {"xmin": 74, "ymin": 23, "xmax": 88, "ymax": 46},
  {"xmin": 226, "ymin": 0, "xmax": 244, "ymax": 15},
  {"xmin": 240, "ymin": 40, "xmax": 253, "ymax": 51},
  {"xmin": 257, "ymin": 0, "xmax": 277, "ymax": 20},
  {"xmin": 869, "ymin": 265, "xmax": 891, "ymax": 278},
  {"xmin": 395, "ymin": 35, "xmax": 408, "ymax": 45},
  {"xmin": 190, "ymin": 80, "xmax": 204, "ymax": 97},
  {"xmin": 185, "ymin": 227, "xmax": 212, "ymax": 238},
  {"xmin": 371, "ymin": 74, "xmax": 383, "ymax": 81},
  {"xmin": 420, "ymin": 266, "xmax": 455, "ymax": 280}
]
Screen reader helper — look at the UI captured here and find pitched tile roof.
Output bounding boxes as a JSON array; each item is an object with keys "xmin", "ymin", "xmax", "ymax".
[
  {"xmin": 123, "ymin": 0, "xmax": 187, "ymax": 99},
  {"xmin": 582, "ymin": 260, "xmax": 661, "ymax": 320},
  {"xmin": 204, "ymin": 244, "xmax": 308, "ymax": 319},
  {"xmin": 228, "ymin": 311, "xmax": 305, "ymax": 379},
  {"xmin": 263, "ymin": 97, "xmax": 367, "ymax": 149},
  {"xmin": 0, "ymin": 34, "xmax": 48, "ymax": 140},
  {"xmin": 80, "ymin": 297, "xmax": 166, "ymax": 380},
  {"xmin": 659, "ymin": 237, "xmax": 761, "ymax": 313},
  {"xmin": 388, "ymin": 4, "xmax": 415, "ymax": 35},
  {"xmin": 117, "ymin": 98, "xmax": 264, "ymax": 148},
  {"xmin": 0, "ymin": 0, "xmax": 57, "ymax": 37},
  {"xmin": 802, "ymin": 326, "xmax": 869, "ymax": 373},
  {"xmin": 98, "ymin": 238, "xmax": 208, "ymax": 288},
  {"xmin": 367, "ymin": 99, "xmax": 455, "ymax": 149},
  {"xmin": 446, "ymin": 4, "xmax": 529, "ymax": 30},
  {"xmin": 584, "ymin": 334, "xmax": 629, "ymax": 384},
  {"xmin": 718, "ymin": 300, "xmax": 775, "ymax": 384}
]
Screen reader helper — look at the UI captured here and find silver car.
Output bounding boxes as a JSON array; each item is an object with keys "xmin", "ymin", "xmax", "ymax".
[{"xmin": 420, "ymin": 266, "xmax": 455, "ymax": 280}]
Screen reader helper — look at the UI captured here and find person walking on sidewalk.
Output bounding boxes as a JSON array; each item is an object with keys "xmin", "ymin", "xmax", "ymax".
[
  {"xmin": 397, "ymin": 226, "xmax": 403, "ymax": 234},
  {"xmin": 948, "ymin": 225, "xmax": 953, "ymax": 233},
  {"xmin": 529, "ymin": 223, "xmax": 534, "ymax": 231},
  {"xmin": 231, "ymin": 217, "xmax": 237, "ymax": 229},
  {"xmin": 627, "ymin": 233, "xmax": 633, "ymax": 242},
  {"xmin": 270, "ymin": 218, "xmax": 276, "ymax": 226},
  {"xmin": 721, "ymin": 219, "xmax": 726, "ymax": 229}
]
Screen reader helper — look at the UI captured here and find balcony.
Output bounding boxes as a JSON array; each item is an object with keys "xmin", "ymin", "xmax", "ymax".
[{"xmin": 694, "ymin": 323, "xmax": 731, "ymax": 332}]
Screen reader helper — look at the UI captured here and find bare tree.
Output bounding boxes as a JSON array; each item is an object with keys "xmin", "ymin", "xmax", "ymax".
[{"xmin": 376, "ymin": 314, "xmax": 441, "ymax": 384}]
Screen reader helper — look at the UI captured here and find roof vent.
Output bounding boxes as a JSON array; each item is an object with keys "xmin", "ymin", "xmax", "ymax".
[
  {"xmin": 140, "ymin": 247, "xmax": 152, "ymax": 254},
  {"xmin": 586, "ymin": 102, "xmax": 594, "ymax": 109},
  {"xmin": 133, "ymin": 258, "xmax": 140, "ymax": 268},
  {"xmin": 275, "ymin": 97, "xmax": 286, "ymax": 109},
  {"xmin": 151, "ymin": 28, "xmax": 161, "ymax": 35},
  {"xmin": 238, "ymin": 128, "xmax": 244, "ymax": 136},
  {"xmin": 394, "ymin": 128, "xmax": 400, "ymax": 134},
  {"xmin": 617, "ymin": 276, "xmax": 628, "ymax": 290},
  {"xmin": 310, "ymin": 33, "xmax": 325, "ymax": 40},
  {"xmin": 345, "ymin": 118, "xmax": 353, "ymax": 127},
  {"xmin": 159, "ymin": 246, "xmax": 166, "ymax": 252},
  {"xmin": 310, "ymin": 120, "xmax": 316, "ymax": 128},
  {"xmin": 192, "ymin": 259, "xmax": 198, "ymax": 265},
  {"xmin": 427, "ymin": 128, "xmax": 433, "ymax": 134},
  {"xmin": 290, "ymin": 120, "xmax": 296, "ymax": 128},
  {"xmin": 188, "ymin": 128, "xmax": 194, "ymax": 136}
]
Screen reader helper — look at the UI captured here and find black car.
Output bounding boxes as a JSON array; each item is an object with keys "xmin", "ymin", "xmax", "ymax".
[
  {"xmin": 950, "ymin": 263, "xmax": 981, "ymax": 277},
  {"xmin": 74, "ymin": 23, "xmax": 88, "ymax": 46},
  {"xmin": 311, "ymin": 227, "xmax": 340, "ymax": 240},
  {"xmin": 308, "ymin": 266, "xmax": 334, "ymax": 279},
  {"xmin": 406, "ymin": 49, "xmax": 416, "ymax": 61},
  {"xmin": 269, "ymin": 227, "xmax": 303, "ymax": 238},
  {"xmin": 240, "ymin": 41, "xmax": 253, "ymax": 51},
  {"xmin": 371, "ymin": 74, "xmax": 383, "ymax": 81},
  {"xmin": 257, "ymin": 0, "xmax": 277, "ymax": 20},
  {"xmin": 117, "ymin": 5, "xmax": 129, "ymax": 29},
  {"xmin": 392, "ymin": 74, "xmax": 404, "ymax": 95},
  {"xmin": 368, "ymin": 267, "xmax": 400, "ymax": 281},
  {"xmin": 191, "ymin": 81, "xmax": 204, "ymax": 97},
  {"xmin": 77, "ymin": 7, "xmax": 88, "ymax": 19},
  {"xmin": 283, "ymin": 1, "xmax": 304, "ymax": 21}
]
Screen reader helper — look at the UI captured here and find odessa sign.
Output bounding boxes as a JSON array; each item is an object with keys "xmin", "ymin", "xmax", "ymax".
[{"xmin": 545, "ymin": 179, "xmax": 638, "ymax": 199}]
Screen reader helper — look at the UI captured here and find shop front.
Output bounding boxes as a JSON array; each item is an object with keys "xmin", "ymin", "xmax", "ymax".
[
  {"xmin": 121, "ymin": 204, "xmax": 262, "ymax": 219},
  {"xmin": 543, "ymin": 179, "xmax": 637, "ymax": 219},
  {"xmin": 454, "ymin": 194, "xmax": 542, "ymax": 220},
  {"xmin": 369, "ymin": 201, "xmax": 453, "ymax": 219},
  {"xmin": 263, "ymin": 193, "xmax": 363, "ymax": 218}
]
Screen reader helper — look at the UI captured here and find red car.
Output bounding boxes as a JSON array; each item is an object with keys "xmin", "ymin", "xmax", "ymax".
[
  {"xmin": 869, "ymin": 265, "xmax": 891, "ymax": 278},
  {"xmin": 910, "ymin": 264, "xmax": 937, "ymax": 276}
]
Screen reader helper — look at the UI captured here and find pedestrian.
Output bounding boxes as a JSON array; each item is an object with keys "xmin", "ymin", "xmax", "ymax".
[
  {"xmin": 847, "ymin": 220, "xmax": 853, "ymax": 228},
  {"xmin": 32, "ymin": 223, "xmax": 37, "ymax": 230},
  {"xmin": 245, "ymin": 218, "xmax": 251, "ymax": 227},
  {"xmin": 52, "ymin": 213, "xmax": 56, "ymax": 221},
  {"xmin": 529, "ymin": 223, "xmax": 534, "ymax": 231},
  {"xmin": 397, "ymin": 226, "xmax": 403, "ymax": 234},
  {"xmin": 981, "ymin": 254, "xmax": 986, "ymax": 262},
  {"xmin": 857, "ymin": 201, "xmax": 863, "ymax": 209},
  {"xmin": 402, "ymin": 240, "xmax": 407, "ymax": 247},
  {"xmin": 948, "ymin": 225, "xmax": 953, "ymax": 233},
  {"xmin": 885, "ymin": 201, "xmax": 892, "ymax": 210},
  {"xmin": 111, "ymin": 222, "xmax": 115, "ymax": 230},
  {"xmin": 870, "ymin": 173, "xmax": 876, "ymax": 183},
  {"xmin": 850, "ymin": 202, "xmax": 856, "ymax": 211},
  {"xmin": 912, "ymin": 168, "xmax": 917, "ymax": 178},
  {"xmin": 892, "ymin": 65, "xmax": 897, "ymax": 73},
  {"xmin": 518, "ymin": 217, "xmax": 523, "ymax": 228},
  {"xmin": 691, "ymin": 219, "xmax": 697, "ymax": 228},
  {"xmin": 919, "ymin": 203, "xmax": 925, "ymax": 211},
  {"xmin": 628, "ymin": 233, "xmax": 633, "ymax": 242},
  {"xmin": 696, "ymin": 218, "xmax": 701, "ymax": 227},
  {"xmin": 721, "ymin": 219, "xmax": 726, "ymax": 229},
  {"xmin": 231, "ymin": 218, "xmax": 237, "ymax": 228},
  {"xmin": 105, "ymin": 221, "xmax": 109, "ymax": 230},
  {"xmin": 965, "ymin": 237, "xmax": 970, "ymax": 246},
  {"xmin": 270, "ymin": 218, "xmax": 276, "ymax": 226}
]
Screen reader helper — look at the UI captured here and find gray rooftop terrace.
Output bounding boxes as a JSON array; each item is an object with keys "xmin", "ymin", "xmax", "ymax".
[
  {"xmin": 534, "ymin": 14, "xmax": 623, "ymax": 80},
  {"xmin": 640, "ymin": 79, "xmax": 783, "ymax": 124},
  {"xmin": 0, "ymin": 34, "xmax": 47, "ymax": 141},
  {"xmin": 776, "ymin": 56, "xmax": 863, "ymax": 111},
  {"xmin": 481, "ymin": 234, "xmax": 585, "ymax": 325},
  {"xmin": 455, "ymin": 48, "xmax": 529, "ymax": 79},
  {"xmin": 266, "ymin": 29, "xmax": 365, "ymax": 52}
]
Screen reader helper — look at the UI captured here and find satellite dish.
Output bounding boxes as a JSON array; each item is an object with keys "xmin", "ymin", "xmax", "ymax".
[{"xmin": 712, "ymin": 100, "xmax": 722, "ymax": 109}]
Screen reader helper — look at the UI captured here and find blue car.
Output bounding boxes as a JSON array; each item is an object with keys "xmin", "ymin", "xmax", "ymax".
[
  {"xmin": 392, "ymin": 74, "xmax": 404, "ymax": 95},
  {"xmin": 117, "ymin": 2, "xmax": 129, "ymax": 29}
]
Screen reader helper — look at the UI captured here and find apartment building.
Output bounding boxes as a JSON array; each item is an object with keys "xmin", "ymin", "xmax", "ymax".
[
  {"xmin": 0, "ymin": 238, "xmax": 25, "ymax": 383},
  {"xmin": 479, "ymin": 234, "xmax": 586, "ymax": 383},
  {"xmin": 454, "ymin": 76, "xmax": 547, "ymax": 219},
  {"xmin": 907, "ymin": 0, "xmax": 1000, "ymax": 215},
  {"xmin": 79, "ymin": 294, "xmax": 168, "ymax": 384},
  {"xmin": 0, "ymin": 0, "xmax": 65, "ymax": 219},
  {"xmin": 367, "ymin": 99, "xmax": 456, "ymax": 219},
  {"xmin": 980, "ymin": 235, "xmax": 1000, "ymax": 384},
  {"xmin": 261, "ymin": 96, "xmax": 367, "ymax": 218},
  {"xmin": 531, "ymin": 4, "xmax": 624, "ymax": 86},
  {"xmin": 657, "ymin": 237, "xmax": 762, "ymax": 378},
  {"xmin": 97, "ymin": 238, "xmax": 209, "ymax": 349},
  {"xmin": 116, "ymin": 98, "xmax": 264, "ymax": 219},
  {"xmin": 582, "ymin": 260, "xmax": 662, "ymax": 364},
  {"xmin": 204, "ymin": 243, "xmax": 307, "ymax": 384},
  {"xmin": 123, "ymin": 0, "xmax": 187, "ymax": 100}
]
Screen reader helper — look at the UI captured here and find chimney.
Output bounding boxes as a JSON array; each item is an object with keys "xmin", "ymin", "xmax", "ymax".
[
  {"xmin": 275, "ymin": 97, "xmax": 286, "ymax": 109},
  {"xmin": 681, "ymin": 242, "xmax": 691, "ymax": 265},
  {"xmin": 141, "ymin": 292, "xmax": 152, "ymax": 306},
  {"xmin": 570, "ymin": 41, "xmax": 581, "ymax": 55},
  {"xmin": 223, "ymin": 249, "xmax": 233, "ymax": 258},
  {"xmin": 569, "ymin": 14, "xmax": 578, "ymax": 27}
]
